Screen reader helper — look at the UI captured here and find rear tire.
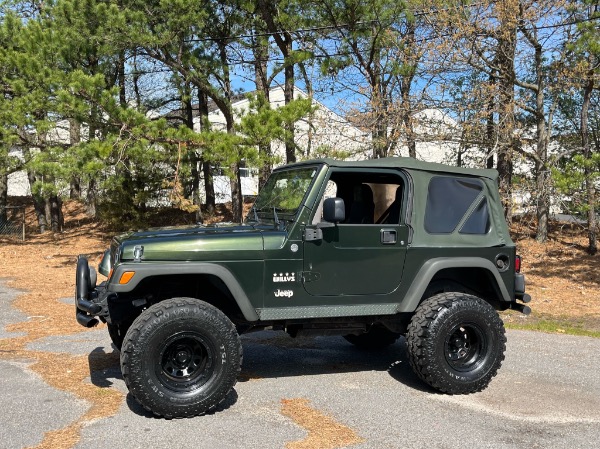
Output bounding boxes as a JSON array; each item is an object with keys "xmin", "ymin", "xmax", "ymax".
[
  {"xmin": 406, "ymin": 293, "xmax": 506, "ymax": 394},
  {"xmin": 121, "ymin": 297, "xmax": 242, "ymax": 418}
]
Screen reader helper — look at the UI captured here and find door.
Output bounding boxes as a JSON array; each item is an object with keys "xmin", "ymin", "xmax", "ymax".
[
  {"xmin": 303, "ymin": 223, "xmax": 408, "ymax": 296},
  {"xmin": 302, "ymin": 169, "xmax": 409, "ymax": 297}
]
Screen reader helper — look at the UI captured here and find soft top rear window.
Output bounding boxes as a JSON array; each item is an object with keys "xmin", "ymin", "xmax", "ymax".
[{"xmin": 424, "ymin": 177, "xmax": 483, "ymax": 234}]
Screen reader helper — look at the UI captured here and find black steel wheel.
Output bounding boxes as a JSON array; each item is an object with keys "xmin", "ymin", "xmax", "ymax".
[
  {"xmin": 121, "ymin": 298, "xmax": 242, "ymax": 418},
  {"xmin": 444, "ymin": 323, "xmax": 486, "ymax": 371},
  {"xmin": 406, "ymin": 292, "xmax": 506, "ymax": 394},
  {"xmin": 158, "ymin": 332, "xmax": 213, "ymax": 391}
]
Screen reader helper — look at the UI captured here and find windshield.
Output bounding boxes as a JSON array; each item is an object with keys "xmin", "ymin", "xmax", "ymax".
[{"xmin": 251, "ymin": 166, "xmax": 319, "ymax": 220}]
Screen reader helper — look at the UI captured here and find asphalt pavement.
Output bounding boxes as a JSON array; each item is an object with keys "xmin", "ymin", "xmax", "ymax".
[{"xmin": 1, "ymin": 280, "xmax": 599, "ymax": 449}]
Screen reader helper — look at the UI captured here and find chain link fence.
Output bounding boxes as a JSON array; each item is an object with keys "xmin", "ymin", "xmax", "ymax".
[{"xmin": 0, "ymin": 205, "xmax": 26, "ymax": 241}]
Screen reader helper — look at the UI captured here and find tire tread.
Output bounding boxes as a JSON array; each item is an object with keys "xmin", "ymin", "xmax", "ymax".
[
  {"xmin": 406, "ymin": 292, "xmax": 506, "ymax": 394},
  {"xmin": 121, "ymin": 297, "xmax": 242, "ymax": 418}
]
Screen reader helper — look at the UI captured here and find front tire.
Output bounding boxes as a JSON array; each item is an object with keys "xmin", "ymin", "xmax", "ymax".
[
  {"xmin": 406, "ymin": 293, "xmax": 506, "ymax": 394},
  {"xmin": 107, "ymin": 321, "xmax": 131, "ymax": 351},
  {"xmin": 121, "ymin": 298, "xmax": 242, "ymax": 418}
]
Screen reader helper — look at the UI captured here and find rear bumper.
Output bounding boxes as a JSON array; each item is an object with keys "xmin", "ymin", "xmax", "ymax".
[{"xmin": 510, "ymin": 273, "xmax": 531, "ymax": 314}]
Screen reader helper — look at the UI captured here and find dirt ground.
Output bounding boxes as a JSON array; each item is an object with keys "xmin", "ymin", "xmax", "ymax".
[{"xmin": 508, "ymin": 218, "xmax": 600, "ymax": 332}]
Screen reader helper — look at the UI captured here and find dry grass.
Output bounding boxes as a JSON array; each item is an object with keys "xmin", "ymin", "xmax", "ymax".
[
  {"xmin": 509, "ymin": 218, "xmax": 600, "ymax": 332},
  {"xmin": 281, "ymin": 398, "xmax": 365, "ymax": 449}
]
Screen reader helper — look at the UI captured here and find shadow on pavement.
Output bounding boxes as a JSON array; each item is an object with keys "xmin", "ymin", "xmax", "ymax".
[
  {"xmin": 125, "ymin": 389, "xmax": 239, "ymax": 419},
  {"xmin": 88, "ymin": 347, "xmax": 121, "ymax": 388},
  {"xmin": 239, "ymin": 332, "xmax": 434, "ymax": 393},
  {"xmin": 87, "ymin": 332, "xmax": 435, "ymax": 418}
]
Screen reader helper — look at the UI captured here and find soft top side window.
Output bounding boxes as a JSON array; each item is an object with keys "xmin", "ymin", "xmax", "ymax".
[
  {"xmin": 460, "ymin": 197, "xmax": 491, "ymax": 235},
  {"xmin": 424, "ymin": 177, "xmax": 484, "ymax": 234},
  {"xmin": 312, "ymin": 171, "xmax": 405, "ymax": 225}
]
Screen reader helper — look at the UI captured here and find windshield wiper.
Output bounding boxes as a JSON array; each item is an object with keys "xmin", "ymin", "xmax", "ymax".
[
  {"xmin": 272, "ymin": 207, "xmax": 281, "ymax": 229},
  {"xmin": 252, "ymin": 205, "xmax": 260, "ymax": 222}
]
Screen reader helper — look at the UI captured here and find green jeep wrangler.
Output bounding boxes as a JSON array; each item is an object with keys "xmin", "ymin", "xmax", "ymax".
[{"xmin": 75, "ymin": 157, "xmax": 531, "ymax": 418}]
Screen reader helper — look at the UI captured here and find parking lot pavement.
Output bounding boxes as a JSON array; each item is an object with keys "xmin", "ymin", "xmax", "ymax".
[
  {"xmin": 0, "ymin": 359, "xmax": 89, "ymax": 449},
  {"xmin": 1, "ymin": 280, "xmax": 600, "ymax": 449},
  {"xmin": 0, "ymin": 279, "xmax": 26, "ymax": 339}
]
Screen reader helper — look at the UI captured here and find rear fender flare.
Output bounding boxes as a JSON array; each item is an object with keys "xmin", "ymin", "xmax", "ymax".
[{"xmin": 396, "ymin": 257, "xmax": 510, "ymax": 313}]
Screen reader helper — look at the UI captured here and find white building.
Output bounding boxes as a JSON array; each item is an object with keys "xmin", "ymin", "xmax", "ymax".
[{"xmin": 192, "ymin": 86, "xmax": 371, "ymax": 202}]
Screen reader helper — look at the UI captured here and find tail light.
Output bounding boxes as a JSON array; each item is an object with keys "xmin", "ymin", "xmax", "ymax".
[{"xmin": 515, "ymin": 255, "xmax": 522, "ymax": 273}]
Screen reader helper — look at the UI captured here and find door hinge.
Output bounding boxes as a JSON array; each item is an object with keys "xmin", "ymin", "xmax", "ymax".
[{"xmin": 301, "ymin": 271, "xmax": 321, "ymax": 283}]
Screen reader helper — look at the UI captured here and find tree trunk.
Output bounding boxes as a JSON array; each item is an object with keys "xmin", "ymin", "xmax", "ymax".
[
  {"xmin": 372, "ymin": 83, "xmax": 388, "ymax": 159},
  {"xmin": 0, "ymin": 172, "xmax": 7, "ymax": 223},
  {"xmin": 400, "ymin": 21, "xmax": 416, "ymax": 159},
  {"xmin": 69, "ymin": 118, "xmax": 82, "ymax": 199},
  {"xmin": 24, "ymin": 148, "xmax": 47, "ymax": 233},
  {"xmin": 202, "ymin": 159, "xmax": 215, "ymax": 215},
  {"xmin": 581, "ymin": 74, "xmax": 597, "ymax": 255},
  {"xmin": 229, "ymin": 163, "xmax": 243, "ymax": 222},
  {"xmin": 86, "ymin": 178, "xmax": 97, "ymax": 218},
  {"xmin": 118, "ymin": 51, "xmax": 127, "ymax": 108},
  {"xmin": 371, "ymin": 39, "xmax": 390, "ymax": 159},
  {"xmin": 253, "ymin": 31, "xmax": 272, "ymax": 187},
  {"xmin": 257, "ymin": 0, "xmax": 295, "ymax": 163},
  {"xmin": 530, "ymin": 25, "xmax": 548, "ymax": 243},
  {"xmin": 283, "ymin": 44, "xmax": 296, "ymax": 164},
  {"xmin": 133, "ymin": 50, "xmax": 142, "ymax": 110},
  {"xmin": 495, "ymin": 2, "xmax": 517, "ymax": 224},
  {"xmin": 198, "ymin": 89, "xmax": 215, "ymax": 214},
  {"xmin": 48, "ymin": 194, "xmax": 63, "ymax": 232},
  {"xmin": 486, "ymin": 72, "xmax": 496, "ymax": 169},
  {"xmin": 86, "ymin": 106, "xmax": 98, "ymax": 218},
  {"xmin": 218, "ymin": 39, "xmax": 243, "ymax": 223},
  {"xmin": 191, "ymin": 154, "xmax": 202, "ymax": 223}
]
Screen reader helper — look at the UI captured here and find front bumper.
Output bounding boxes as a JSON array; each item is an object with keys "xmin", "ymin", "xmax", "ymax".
[{"xmin": 75, "ymin": 256, "xmax": 107, "ymax": 327}]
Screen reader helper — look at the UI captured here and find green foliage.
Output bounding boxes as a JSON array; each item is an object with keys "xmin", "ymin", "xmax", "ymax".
[
  {"xmin": 552, "ymin": 153, "xmax": 600, "ymax": 215},
  {"xmin": 238, "ymin": 93, "xmax": 314, "ymax": 166}
]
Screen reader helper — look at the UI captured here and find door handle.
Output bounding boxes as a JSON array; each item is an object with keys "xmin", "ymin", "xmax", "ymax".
[{"xmin": 380, "ymin": 229, "xmax": 397, "ymax": 244}]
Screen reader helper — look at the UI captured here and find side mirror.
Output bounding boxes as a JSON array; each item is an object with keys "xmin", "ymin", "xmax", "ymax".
[
  {"xmin": 304, "ymin": 197, "xmax": 345, "ymax": 242},
  {"xmin": 323, "ymin": 197, "xmax": 345, "ymax": 223}
]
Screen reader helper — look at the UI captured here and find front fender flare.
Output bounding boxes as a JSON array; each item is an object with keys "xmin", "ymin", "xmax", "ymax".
[
  {"xmin": 108, "ymin": 262, "xmax": 259, "ymax": 321},
  {"xmin": 396, "ymin": 257, "xmax": 510, "ymax": 313}
]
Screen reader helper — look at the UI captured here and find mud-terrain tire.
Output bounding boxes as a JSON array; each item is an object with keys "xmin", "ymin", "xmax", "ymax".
[
  {"xmin": 107, "ymin": 321, "xmax": 131, "ymax": 351},
  {"xmin": 343, "ymin": 326, "xmax": 401, "ymax": 349},
  {"xmin": 120, "ymin": 297, "xmax": 242, "ymax": 418},
  {"xmin": 107, "ymin": 323, "xmax": 124, "ymax": 350},
  {"xmin": 406, "ymin": 293, "xmax": 506, "ymax": 394}
]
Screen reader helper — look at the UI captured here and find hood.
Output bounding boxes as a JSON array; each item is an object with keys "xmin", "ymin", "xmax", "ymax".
[{"xmin": 115, "ymin": 222, "xmax": 286, "ymax": 262}]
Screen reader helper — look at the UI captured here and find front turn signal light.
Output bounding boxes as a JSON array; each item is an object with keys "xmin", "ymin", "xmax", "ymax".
[{"xmin": 119, "ymin": 271, "xmax": 135, "ymax": 284}]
